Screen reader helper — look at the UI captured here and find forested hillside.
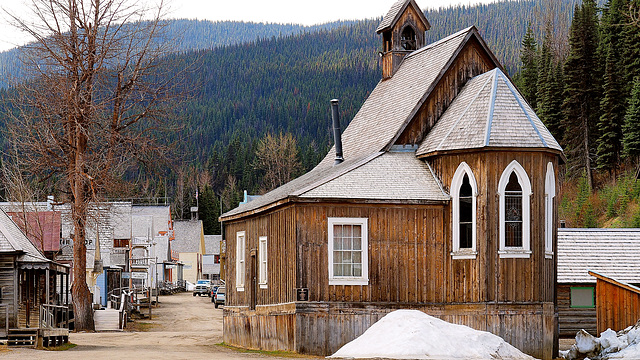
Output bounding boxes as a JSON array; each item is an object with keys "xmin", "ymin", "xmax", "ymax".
[{"xmin": 0, "ymin": 0, "xmax": 589, "ymax": 232}]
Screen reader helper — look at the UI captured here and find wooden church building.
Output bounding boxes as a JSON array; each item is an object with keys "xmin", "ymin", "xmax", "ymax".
[{"xmin": 220, "ymin": 1, "xmax": 563, "ymax": 359}]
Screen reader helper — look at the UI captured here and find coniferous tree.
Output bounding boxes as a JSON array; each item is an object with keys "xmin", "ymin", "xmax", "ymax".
[
  {"xmin": 562, "ymin": 0, "xmax": 601, "ymax": 189},
  {"xmin": 536, "ymin": 28, "xmax": 553, "ymax": 121},
  {"xmin": 623, "ymin": 78, "xmax": 640, "ymax": 164},
  {"xmin": 596, "ymin": 0, "xmax": 627, "ymax": 173},
  {"xmin": 520, "ymin": 24, "xmax": 539, "ymax": 108}
]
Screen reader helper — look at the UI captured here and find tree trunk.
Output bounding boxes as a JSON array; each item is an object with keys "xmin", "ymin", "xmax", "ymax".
[{"xmin": 71, "ymin": 209, "xmax": 94, "ymax": 331}]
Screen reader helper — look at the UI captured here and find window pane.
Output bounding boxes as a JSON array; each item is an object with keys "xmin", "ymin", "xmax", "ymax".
[
  {"xmin": 571, "ymin": 287, "xmax": 595, "ymax": 308},
  {"xmin": 334, "ymin": 264, "xmax": 342, "ymax": 276},
  {"xmin": 353, "ymin": 225, "xmax": 361, "ymax": 237},
  {"xmin": 353, "ymin": 251, "xmax": 361, "ymax": 264},
  {"xmin": 333, "ymin": 251, "xmax": 342, "ymax": 264},
  {"xmin": 353, "ymin": 237, "xmax": 362, "ymax": 250},
  {"xmin": 334, "ymin": 236, "xmax": 342, "ymax": 250},
  {"xmin": 353, "ymin": 264, "xmax": 362, "ymax": 277},
  {"xmin": 460, "ymin": 174, "xmax": 472, "ymax": 197},
  {"xmin": 334, "ymin": 225, "xmax": 343, "ymax": 238},
  {"xmin": 342, "ymin": 264, "xmax": 351, "ymax": 277},
  {"xmin": 460, "ymin": 223, "xmax": 472, "ymax": 248},
  {"xmin": 343, "ymin": 225, "xmax": 352, "ymax": 238},
  {"xmin": 343, "ymin": 251, "xmax": 352, "ymax": 263},
  {"xmin": 506, "ymin": 222, "xmax": 522, "ymax": 247},
  {"xmin": 505, "ymin": 172, "xmax": 522, "ymax": 192},
  {"xmin": 460, "ymin": 196, "xmax": 472, "ymax": 222}
]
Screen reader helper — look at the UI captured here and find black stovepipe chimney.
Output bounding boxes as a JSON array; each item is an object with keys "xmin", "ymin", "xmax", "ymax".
[{"xmin": 331, "ymin": 99, "xmax": 344, "ymax": 165}]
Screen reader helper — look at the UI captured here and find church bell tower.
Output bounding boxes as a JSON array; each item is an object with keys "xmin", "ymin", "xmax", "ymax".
[{"xmin": 376, "ymin": 0, "xmax": 431, "ymax": 79}]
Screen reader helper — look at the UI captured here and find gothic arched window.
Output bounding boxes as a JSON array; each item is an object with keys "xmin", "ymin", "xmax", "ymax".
[
  {"xmin": 498, "ymin": 160, "xmax": 532, "ymax": 258},
  {"xmin": 451, "ymin": 162, "xmax": 477, "ymax": 259}
]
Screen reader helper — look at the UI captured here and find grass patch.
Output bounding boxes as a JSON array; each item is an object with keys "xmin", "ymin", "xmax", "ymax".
[
  {"xmin": 42, "ymin": 343, "xmax": 77, "ymax": 351},
  {"xmin": 216, "ymin": 342, "xmax": 322, "ymax": 358},
  {"xmin": 128, "ymin": 321, "xmax": 159, "ymax": 332}
]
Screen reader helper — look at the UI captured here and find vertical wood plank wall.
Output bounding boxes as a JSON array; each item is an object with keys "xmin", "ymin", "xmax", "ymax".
[
  {"xmin": 594, "ymin": 278, "xmax": 640, "ymax": 334},
  {"xmin": 395, "ymin": 38, "xmax": 495, "ymax": 146},
  {"xmin": 429, "ymin": 151, "xmax": 558, "ymax": 304},
  {"xmin": 0, "ymin": 256, "xmax": 16, "ymax": 334}
]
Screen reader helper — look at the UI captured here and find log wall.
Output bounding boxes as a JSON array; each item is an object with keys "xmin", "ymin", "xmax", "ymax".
[{"xmin": 557, "ymin": 284, "xmax": 596, "ymax": 337}]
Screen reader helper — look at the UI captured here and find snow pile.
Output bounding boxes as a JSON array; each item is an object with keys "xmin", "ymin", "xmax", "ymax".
[
  {"xmin": 560, "ymin": 320, "xmax": 640, "ymax": 360},
  {"xmin": 329, "ymin": 310, "xmax": 535, "ymax": 359}
]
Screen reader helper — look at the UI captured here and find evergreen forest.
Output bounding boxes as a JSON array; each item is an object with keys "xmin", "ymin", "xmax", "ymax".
[{"xmin": 2, "ymin": 0, "xmax": 639, "ymax": 233}]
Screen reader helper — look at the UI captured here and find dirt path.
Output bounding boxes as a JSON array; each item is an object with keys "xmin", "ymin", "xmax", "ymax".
[{"xmin": 1, "ymin": 292, "xmax": 321, "ymax": 360}]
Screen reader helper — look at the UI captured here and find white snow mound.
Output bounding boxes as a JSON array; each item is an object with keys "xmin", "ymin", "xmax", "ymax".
[{"xmin": 329, "ymin": 309, "xmax": 535, "ymax": 359}]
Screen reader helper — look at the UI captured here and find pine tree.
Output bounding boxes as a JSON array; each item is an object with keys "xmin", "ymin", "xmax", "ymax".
[
  {"xmin": 536, "ymin": 28, "xmax": 553, "ymax": 122},
  {"xmin": 520, "ymin": 24, "xmax": 539, "ymax": 109},
  {"xmin": 623, "ymin": 78, "xmax": 640, "ymax": 164},
  {"xmin": 562, "ymin": 0, "xmax": 602, "ymax": 189},
  {"xmin": 596, "ymin": 0, "xmax": 627, "ymax": 173}
]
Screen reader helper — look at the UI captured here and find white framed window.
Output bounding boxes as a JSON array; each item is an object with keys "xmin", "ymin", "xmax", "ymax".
[
  {"xmin": 258, "ymin": 236, "xmax": 268, "ymax": 288},
  {"xmin": 545, "ymin": 162, "xmax": 555, "ymax": 258},
  {"xmin": 498, "ymin": 160, "xmax": 532, "ymax": 258},
  {"xmin": 328, "ymin": 217, "xmax": 369, "ymax": 286},
  {"xmin": 236, "ymin": 231, "xmax": 245, "ymax": 291},
  {"xmin": 451, "ymin": 162, "xmax": 478, "ymax": 259}
]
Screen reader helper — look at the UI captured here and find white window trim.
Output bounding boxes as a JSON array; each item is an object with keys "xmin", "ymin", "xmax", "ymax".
[
  {"xmin": 328, "ymin": 217, "xmax": 369, "ymax": 286},
  {"xmin": 451, "ymin": 162, "xmax": 478, "ymax": 259},
  {"xmin": 258, "ymin": 236, "xmax": 268, "ymax": 288},
  {"xmin": 545, "ymin": 162, "xmax": 555, "ymax": 259},
  {"xmin": 498, "ymin": 160, "xmax": 532, "ymax": 258},
  {"xmin": 236, "ymin": 231, "xmax": 245, "ymax": 291}
]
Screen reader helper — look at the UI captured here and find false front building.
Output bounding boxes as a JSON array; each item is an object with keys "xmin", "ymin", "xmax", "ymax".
[{"xmin": 220, "ymin": 1, "xmax": 563, "ymax": 359}]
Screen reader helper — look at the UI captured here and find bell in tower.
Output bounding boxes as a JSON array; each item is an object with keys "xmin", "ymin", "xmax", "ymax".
[{"xmin": 377, "ymin": 0, "xmax": 431, "ymax": 79}]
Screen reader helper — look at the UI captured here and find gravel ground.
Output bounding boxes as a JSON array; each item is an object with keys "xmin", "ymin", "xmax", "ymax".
[{"xmin": 0, "ymin": 291, "xmax": 321, "ymax": 360}]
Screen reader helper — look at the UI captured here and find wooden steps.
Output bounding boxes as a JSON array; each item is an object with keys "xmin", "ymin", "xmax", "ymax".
[
  {"xmin": 94, "ymin": 308, "xmax": 122, "ymax": 331},
  {"xmin": 7, "ymin": 328, "xmax": 38, "ymax": 347}
]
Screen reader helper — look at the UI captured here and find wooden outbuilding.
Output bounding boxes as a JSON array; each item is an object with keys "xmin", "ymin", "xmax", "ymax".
[
  {"xmin": 0, "ymin": 209, "xmax": 70, "ymax": 346},
  {"xmin": 588, "ymin": 271, "xmax": 640, "ymax": 335},
  {"xmin": 220, "ymin": 1, "xmax": 564, "ymax": 359},
  {"xmin": 557, "ymin": 228, "xmax": 640, "ymax": 337}
]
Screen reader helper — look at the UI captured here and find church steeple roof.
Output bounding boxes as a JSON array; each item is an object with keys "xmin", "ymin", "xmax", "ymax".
[{"xmin": 376, "ymin": 0, "xmax": 430, "ymax": 34}]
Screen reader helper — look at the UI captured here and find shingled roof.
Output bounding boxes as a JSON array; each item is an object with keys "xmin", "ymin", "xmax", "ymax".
[
  {"xmin": 376, "ymin": 0, "xmax": 431, "ymax": 33},
  {"xmin": 416, "ymin": 68, "xmax": 562, "ymax": 157},
  {"xmin": 220, "ymin": 28, "xmax": 480, "ymax": 220},
  {"xmin": 558, "ymin": 228, "xmax": 640, "ymax": 284},
  {"xmin": 0, "ymin": 209, "xmax": 49, "ymax": 263}
]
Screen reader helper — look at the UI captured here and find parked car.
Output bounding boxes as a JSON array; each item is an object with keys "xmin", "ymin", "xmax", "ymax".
[
  {"xmin": 194, "ymin": 279, "xmax": 211, "ymax": 296},
  {"xmin": 209, "ymin": 285, "xmax": 219, "ymax": 298},
  {"xmin": 212, "ymin": 286, "xmax": 225, "ymax": 308}
]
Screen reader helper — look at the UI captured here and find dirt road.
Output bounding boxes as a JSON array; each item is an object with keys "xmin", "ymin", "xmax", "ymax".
[{"xmin": 1, "ymin": 292, "xmax": 321, "ymax": 360}]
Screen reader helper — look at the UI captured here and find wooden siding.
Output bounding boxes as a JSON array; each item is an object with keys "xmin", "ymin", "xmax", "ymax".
[
  {"xmin": 224, "ymin": 205, "xmax": 297, "ymax": 308},
  {"xmin": 557, "ymin": 284, "xmax": 596, "ymax": 337},
  {"xmin": 225, "ymin": 302, "xmax": 555, "ymax": 360},
  {"xmin": 429, "ymin": 151, "xmax": 559, "ymax": 304},
  {"xmin": 296, "ymin": 203, "xmax": 446, "ymax": 303},
  {"xmin": 395, "ymin": 37, "xmax": 495, "ymax": 146},
  {"xmin": 0, "ymin": 255, "xmax": 16, "ymax": 333},
  {"xmin": 591, "ymin": 272, "xmax": 640, "ymax": 335}
]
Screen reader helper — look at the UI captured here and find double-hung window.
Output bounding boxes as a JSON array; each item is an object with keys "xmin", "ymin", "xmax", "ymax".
[
  {"xmin": 498, "ymin": 160, "xmax": 532, "ymax": 258},
  {"xmin": 236, "ymin": 231, "xmax": 245, "ymax": 291},
  {"xmin": 259, "ymin": 236, "xmax": 268, "ymax": 288},
  {"xmin": 328, "ymin": 218, "xmax": 368, "ymax": 285}
]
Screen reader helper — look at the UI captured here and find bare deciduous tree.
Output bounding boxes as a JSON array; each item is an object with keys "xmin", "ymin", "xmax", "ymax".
[
  {"xmin": 3, "ymin": 0, "xmax": 182, "ymax": 331},
  {"xmin": 253, "ymin": 132, "xmax": 301, "ymax": 193}
]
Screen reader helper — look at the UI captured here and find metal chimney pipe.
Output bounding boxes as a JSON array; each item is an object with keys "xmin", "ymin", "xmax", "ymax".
[{"xmin": 331, "ymin": 99, "xmax": 344, "ymax": 165}]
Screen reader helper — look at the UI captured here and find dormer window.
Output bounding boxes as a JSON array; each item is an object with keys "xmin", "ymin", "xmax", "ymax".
[
  {"xmin": 401, "ymin": 26, "xmax": 417, "ymax": 50},
  {"xmin": 451, "ymin": 162, "xmax": 477, "ymax": 259}
]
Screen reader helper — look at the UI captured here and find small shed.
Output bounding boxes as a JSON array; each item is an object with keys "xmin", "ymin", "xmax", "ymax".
[
  {"xmin": 557, "ymin": 228, "xmax": 640, "ymax": 337},
  {"xmin": 588, "ymin": 271, "xmax": 640, "ymax": 335}
]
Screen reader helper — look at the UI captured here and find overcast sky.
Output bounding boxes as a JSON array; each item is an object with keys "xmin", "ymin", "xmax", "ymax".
[{"xmin": 0, "ymin": 0, "xmax": 497, "ymax": 52}]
